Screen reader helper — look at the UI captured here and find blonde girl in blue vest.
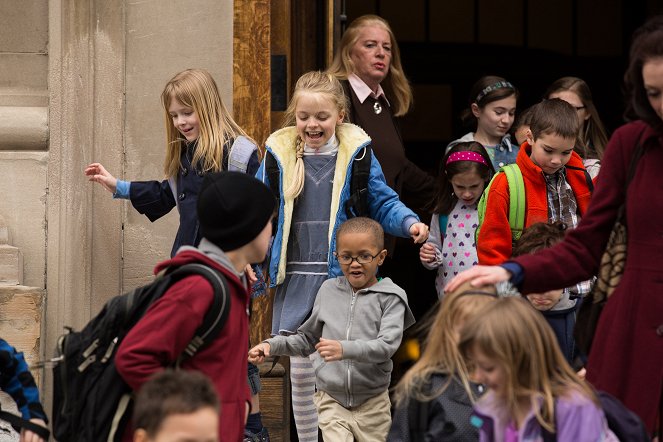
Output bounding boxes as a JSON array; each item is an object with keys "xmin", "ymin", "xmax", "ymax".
[{"xmin": 257, "ymin": 71, "xmax": 428, "ymax": 441}]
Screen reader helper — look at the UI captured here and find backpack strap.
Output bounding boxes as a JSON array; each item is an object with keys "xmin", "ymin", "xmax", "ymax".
[
  {"xmin": 0, "ymin": 410, "xmax": 50, "ymax": 440},
  {"xmin": 344, "ymin": 146, "xmax": 372, "ymax": 218},
  {"xmin": 264, "ymin": 151, "xmax": 281, "ymax": 237},
  {"xmin": 228, "ymin": 136, "xmax": 258, "ymax": 173},
  {"xmin": 438, "ymin": 214, "xmax": 449, "ymax": 238},
  {"xmin": 166, "ymin": 263, "xmax": 232, "ymax": 365},
  {"xmin": 475, "ymin": 164, "xmax": 526, "ymax": 245},
  {"xmin": 565, "ymin": 164, "xmax": 595, "ymax": 193},
  {"xmin": 407, "ymin": 396, "xmax": 430, "ymax": 441},
  {"xmin": 502, "ymin": 164, "xmax": 526, "ymax": 242},
  {"xmin": 264, "ymin": 151, "xmax": 281, "ymax": 207}
]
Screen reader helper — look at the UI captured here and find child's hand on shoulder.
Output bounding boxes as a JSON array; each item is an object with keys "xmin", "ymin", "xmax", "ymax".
[
  {"xmin": 420, "ymin": 243, "xmax": 437, "ymax": 263},
  {"xmin": 315, "ymin": 338, "xmax": 342, "ymax": 362},
  {"xmin": 409, "ymin": 222, "xmax": 429, "ymax": 243},
  {"xmin": 248, "ymin": 343, "xmax": 270, "ymax": 364}
]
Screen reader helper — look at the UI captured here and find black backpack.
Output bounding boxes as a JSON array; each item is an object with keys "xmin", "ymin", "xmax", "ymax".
[
  {"xmin": 264, "ymin": 146, "xmax": 372, "ymax": 224},
  {"xmin": 51, "ymin": 263, "xmax": 231, "ymax": 442},
  {"xmin": 541, "ymin": 391, "xmax": 651, "ymax": 442}
]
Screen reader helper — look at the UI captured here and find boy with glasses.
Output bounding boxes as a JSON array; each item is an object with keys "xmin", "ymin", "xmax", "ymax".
[{"xmin": 249, "ymin": 217, "xmax": 415, "ymax": 442}]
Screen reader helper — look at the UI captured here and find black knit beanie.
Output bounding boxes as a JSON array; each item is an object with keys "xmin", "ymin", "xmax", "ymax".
[{"xmin": 197, "ymin": 171, "xmax": 276, "ymax": 251}]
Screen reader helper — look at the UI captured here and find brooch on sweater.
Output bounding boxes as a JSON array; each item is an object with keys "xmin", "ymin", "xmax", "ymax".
[{"xmin": 373, "ymin": 101, "xmax": 382, "ymax": 114}]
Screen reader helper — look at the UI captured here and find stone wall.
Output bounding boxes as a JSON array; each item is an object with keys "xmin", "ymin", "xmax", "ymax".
[{"xmin": 0, "ymin": 0, "xmax": 235, "ymax": 411}]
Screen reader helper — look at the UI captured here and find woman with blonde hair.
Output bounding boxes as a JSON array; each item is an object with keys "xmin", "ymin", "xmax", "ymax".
[
  {"xmin": 388, "ymin": 281, "xmax": 498, "ymax": 441},
  {"xmin": 328, "ymin": 14, "xmax": 436, "ymax": 249},
  {"xmin": 459, "ymin": 297, "xmax": 617, "ymax": 441}
]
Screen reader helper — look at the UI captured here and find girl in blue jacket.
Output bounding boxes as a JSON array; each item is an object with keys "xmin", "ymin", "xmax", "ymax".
[{"xmin": 256, "ymin": 71, "xmax": 428, "ymax": 441}]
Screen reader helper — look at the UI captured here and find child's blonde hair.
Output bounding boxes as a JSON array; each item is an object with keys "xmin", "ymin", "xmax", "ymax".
[
  {"xmin": 393, "ymin": 281, "xmax": 498, "ymax": 406},
  {"xmin": 327, "ymin": 14, "xmax": 412, "ymax": 117},
  {"xmin": 282, "ymin": 71, "xmax": 348, "ymax": 199},
  {"xmin": 459, "ymin": 297, "xmax": 597, "ymax": 432},
  {"xmin": 161, "ymin": 69, "xmax": 252, "ymax": 179}
]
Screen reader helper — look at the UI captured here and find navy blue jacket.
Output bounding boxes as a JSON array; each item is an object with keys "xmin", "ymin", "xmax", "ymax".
[
  {"xmin": 130, "ymin": 140, "xmax": 260, "ymax": 257},
  {"xmin": 541, "ymin": 303, "xmax": 583, "ymax": 369}
]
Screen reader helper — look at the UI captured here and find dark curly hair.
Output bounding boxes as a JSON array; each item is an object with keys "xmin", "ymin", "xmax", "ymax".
[{"xmin": 512, "ymin": 221, "xmax": 568, "ymax": 257}]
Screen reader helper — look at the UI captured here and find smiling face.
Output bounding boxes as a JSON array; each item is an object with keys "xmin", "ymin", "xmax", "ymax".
[
  {"xmin": 335, "ymin": 231, "xmax": 387, "ymax": 291},
  {"xmin": 168, "ymin": 96, "xmax": 200, "ymax": 142},
  {"xmin": 527, "ymin": 132, "xmax": 575, "ymax": 175},
  {"xmin": 472, "ymin": 95, "xmax": 517, "ymax": 145},
  {"xmin": 643, "ymin": 57, "xmax": 663, "ymax": 121},
  {"xmin": 450, "ymin": 170, "xmax": 485, "ymax": 206},
  {"xmin": 350, "ymin": 24, "xmax": 392, "ymax": 91},
  {"xmin": 295, "ymin": 92, "xmax": 344, "ymax": 149}
]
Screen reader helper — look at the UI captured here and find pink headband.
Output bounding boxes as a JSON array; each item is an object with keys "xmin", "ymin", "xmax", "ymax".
[{"xmin": 446, "ymin": 151, "xmax": 489, "ymax": 167}]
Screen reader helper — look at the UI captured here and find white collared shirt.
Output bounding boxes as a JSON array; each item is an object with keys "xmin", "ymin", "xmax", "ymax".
[{"xmin": 347, "ymin": 73, "xmax": 390, "ymax": 106}]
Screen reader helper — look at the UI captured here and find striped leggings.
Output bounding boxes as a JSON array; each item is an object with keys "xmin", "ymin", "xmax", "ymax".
[{"xmin": 290, "ymin": 355, "xmax": 318, "ymax": 441}]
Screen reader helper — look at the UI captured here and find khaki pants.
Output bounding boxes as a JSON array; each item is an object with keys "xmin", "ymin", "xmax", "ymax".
[{"xmin": 313, "ymin": 390, "xmax": 391, "ymax": 442}]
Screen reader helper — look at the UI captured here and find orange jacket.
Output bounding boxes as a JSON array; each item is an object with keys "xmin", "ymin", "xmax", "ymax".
[{"xmin": 477, "ymin": 143, "xmax": 593, "ymax": 265}]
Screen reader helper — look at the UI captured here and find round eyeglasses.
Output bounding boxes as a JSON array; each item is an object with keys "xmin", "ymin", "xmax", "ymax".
[{"xmin": 334, "ymin": 252, "xmax": 380, "ymax": 265}]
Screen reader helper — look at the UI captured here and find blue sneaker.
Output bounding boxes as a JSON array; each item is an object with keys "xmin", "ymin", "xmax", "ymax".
[{"xmin": 244, "ymin": 427, "xmax": 270, "ymax": 442}]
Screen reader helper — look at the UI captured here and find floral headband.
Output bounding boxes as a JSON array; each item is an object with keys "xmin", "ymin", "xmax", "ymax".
[
  {"xmin": 446, "ymin": 151, "xmax": 489, "ymax": 167},
  {"xmin": 475, "ymin": 81, "xmax": 515, "ymax": 103}
]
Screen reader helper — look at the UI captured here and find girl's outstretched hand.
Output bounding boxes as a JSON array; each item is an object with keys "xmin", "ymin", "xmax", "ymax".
[
  {"xmin": 444, "ymin": 265, "xmax": 511, "ymax": 293},
  {"xmin": 84, "ymin": 162, "xmax": 118, "ymax": 194},
  {"xmin": 248, "ymin": 343, "xmax": 270, "ymax": 364},
  {"xmin": 409, "ymin": 222, "xmax": 429, "ymax": 243}
]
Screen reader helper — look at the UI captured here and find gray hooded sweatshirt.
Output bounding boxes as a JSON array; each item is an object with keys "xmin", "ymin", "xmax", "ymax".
[{"xmin": 266, "ymin": 276, "xmax": 415, "ymax": 408}]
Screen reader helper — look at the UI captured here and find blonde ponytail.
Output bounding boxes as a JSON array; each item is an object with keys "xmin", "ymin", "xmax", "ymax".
[{"xmin": 284, "ymin": 136, "xmax": 305, "ymax": 199}]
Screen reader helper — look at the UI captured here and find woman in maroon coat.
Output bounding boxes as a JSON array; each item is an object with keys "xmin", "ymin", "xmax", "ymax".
[{"xmin": 446, "ymin": 16, "xmax": 663, "ymax": 437}]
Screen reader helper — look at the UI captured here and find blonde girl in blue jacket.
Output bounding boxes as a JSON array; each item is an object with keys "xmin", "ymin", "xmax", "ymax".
[{"xmin": 256, "ymin": 71, "xmax": 428, "ymax": 441}]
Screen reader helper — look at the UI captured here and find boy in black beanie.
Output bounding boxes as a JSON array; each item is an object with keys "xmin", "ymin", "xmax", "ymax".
[{"xmin": 116, "ymin": 171, "xmax": 275, "ymax": 442}]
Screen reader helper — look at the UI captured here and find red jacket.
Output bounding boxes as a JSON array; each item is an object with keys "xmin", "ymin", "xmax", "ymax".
[
  {"xmin": 477, "ymin": 143, "xmax": 592, "ymax": 265},
  {"xmin": 116, "ymin": 248, "xmax": 251, "ymax": 442},
  {"xmin": 512, "ymin": 121, "xmax": 663, "ymax": 431}
]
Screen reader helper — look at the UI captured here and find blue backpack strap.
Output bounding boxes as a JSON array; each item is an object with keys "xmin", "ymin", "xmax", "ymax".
[
  {"xmin": 228, "ymin": 136, "xmax": 258, "ymax": 173},
  {"xmin": 438, "ymin": 214, "xmax": 448, "ymax": 237}
]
